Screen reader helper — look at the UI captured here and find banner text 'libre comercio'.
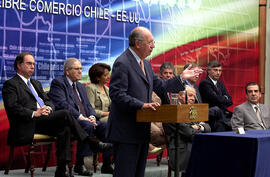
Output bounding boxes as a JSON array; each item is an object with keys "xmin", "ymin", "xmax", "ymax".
[{"xmin": 0, "ymin": 0, "xmax": 141, "ymax": 24}]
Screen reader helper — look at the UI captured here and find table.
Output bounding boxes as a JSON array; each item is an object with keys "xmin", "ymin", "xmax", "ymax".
[{"xmin": 186, "ymin": 130, "xmax": 270, "ymax": 177}]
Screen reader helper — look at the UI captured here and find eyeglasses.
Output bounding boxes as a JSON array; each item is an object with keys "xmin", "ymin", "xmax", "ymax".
[
  {"xmin": 23, "ymin": 62, "xmax": 35, "ymax": 66},
  {"xmin": 71, "ymin": 67, "xmax": 82, "ymax": 71},
  {"xmin": 143, "ymin": 40, "xmax": 155, "ymax": 46},
  {"xmin": 137, "ymin": 39, "xmax": 155, "ymax": 46}
]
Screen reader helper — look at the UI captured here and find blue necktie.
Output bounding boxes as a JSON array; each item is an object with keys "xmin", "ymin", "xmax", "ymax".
[{"xmin": 27, "ymin": 80, "xmax": 45, "ymax": 107}]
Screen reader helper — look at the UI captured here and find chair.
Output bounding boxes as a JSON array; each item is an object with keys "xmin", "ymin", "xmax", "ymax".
[
  {"xmin": 93, "ymin": 153, "xmax": 99, "ymax": 173},
  {"xmin": 4, "ymin": 133, "xmax": 56, "ymax": 177},
  {"xmin": 156, "ymin": 149, "xmax": 164, "ymax": 166}
]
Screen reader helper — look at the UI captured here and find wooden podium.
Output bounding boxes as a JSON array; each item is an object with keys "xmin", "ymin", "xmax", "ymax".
[
  {"xmin": 137, "ymin": 104, "xmax": 209, "ymax": 123},
  {"xmin": 137, "ymin": 104, "xmax": 209, "ymax": 177}
]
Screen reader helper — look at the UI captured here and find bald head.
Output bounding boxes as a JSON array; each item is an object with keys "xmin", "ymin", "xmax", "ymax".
[
  {"xmin": 129, "ymin": 27, "xmax": 151, "ymax": 46},
  {"xmin": 128, "ymin": 27, "xmax": 155, "ymax": 59}
]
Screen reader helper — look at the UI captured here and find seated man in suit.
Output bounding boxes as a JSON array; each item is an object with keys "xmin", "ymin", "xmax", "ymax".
[
  {"xmin": 2, "ymin": 52, "xmax": 111, "ymax": 177},
  {"xmin": 231, "ymin": 82, "xmax": 270, "ymax": 130},
  {"xmin": 159, "ymin": 62, "xmax": 175, "ymax": 80},
  {"xmin": 183, "ymin": 63, "xmax": 201, "ymax": 103},
  {"xmin": 163, "ymin": 85, "xmax": 211, "ymax": 177},
  {"xmin": 199, "ymin": 60, "xmax": 233, "ymax": 131},
  {"xmin": 48, "ymin": 58, "xmax": 113, "ymax": 175},
  {"xmin": 149, "ymin": 62, "xmax": 175, "ymax": 154},
  {"xmin": 184, "ymin": 63, "xmax": 230, "ymax": 132}
]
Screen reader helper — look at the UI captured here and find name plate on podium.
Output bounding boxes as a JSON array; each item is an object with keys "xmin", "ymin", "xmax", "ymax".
[{"xmin": 137, "ymin": 104, "xmax": 209, "ymax": 123}]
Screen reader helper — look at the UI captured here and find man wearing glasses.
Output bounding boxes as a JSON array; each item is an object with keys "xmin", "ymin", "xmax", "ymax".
[
  {"xmin": 48, "ymin": 58, "xmax": 113, "ymax": 176},
  {"xmin": 2, "ymin": 52, "xmax": 111, "ymax": 177},
  {"xmin": 107, "ymin": 26, "xmax": 203, "ymax": 177}
]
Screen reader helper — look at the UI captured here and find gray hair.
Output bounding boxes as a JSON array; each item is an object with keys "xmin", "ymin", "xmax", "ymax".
[
  {"xmin": 184, "ymin": 63, "xmax": 199, "ymax": 70},
  {"xmin": 160, "ymin": 62, "xmax": 175, "ymax": 75},
  {"xmin": 64, "ymin": 58, "xmax": 80, "ymax": 75}
]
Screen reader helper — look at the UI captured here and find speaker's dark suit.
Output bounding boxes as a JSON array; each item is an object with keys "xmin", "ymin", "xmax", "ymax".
[
  {"xmin": 107, "ymin": 49, "xmax": 185, "ymax": 177},
  {"xmin": 2, "ymin": 74, "xmax": 88, "ymax": 162},
  {"xmin": 48, "ymin": 76, "xmax": 107, "ymax": 158}
]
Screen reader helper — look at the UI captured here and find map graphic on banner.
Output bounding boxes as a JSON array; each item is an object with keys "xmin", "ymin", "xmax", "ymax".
[
  {"xmin": 0, "ymin": 0, "xmax": 260, "ymax": 169},
  {"xmin": 0, "ymin": 0, "xmax": 258, "ymax": 105}
]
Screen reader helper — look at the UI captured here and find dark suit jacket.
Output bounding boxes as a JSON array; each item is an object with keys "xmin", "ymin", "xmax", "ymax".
[
  {"xmin": 107, "ymin": 49, "xmax": 185, "ymax": 144},
  {"xmin": 231, "ymin": 101, "xmax": 270, "ymax": 130},
  {"xmin": 163, "ymin": 122, "xmax": 211, "ymax": 171},
  {"xmin": 199, "ymin": 76, "xmax": 232, "ymax": 110},
  {"xmin": 2, "ymin": 75, "xmax": 55, "ymax": 146},
  {"xmin": 48, "ymin": 76, "xmax": 96, "ymax": 119}
]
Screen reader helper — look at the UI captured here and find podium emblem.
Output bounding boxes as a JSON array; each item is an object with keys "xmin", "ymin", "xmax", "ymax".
[{"xmin": 189, "ymin": 106, "xmax": 197, "ymax": 120}]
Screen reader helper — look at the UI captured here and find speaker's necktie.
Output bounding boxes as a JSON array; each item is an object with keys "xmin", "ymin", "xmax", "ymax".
[
  {"xmin": 27, "ymin": 80, "xmax": 45, "ymax": 107},
  {"xmin": 140, "ymin": 60, "xmax": 145, "ymax": 75}
]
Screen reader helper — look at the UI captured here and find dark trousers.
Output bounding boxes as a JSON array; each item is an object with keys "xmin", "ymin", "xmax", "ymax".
[
  {"xmin": 113, "ymin": 142, "xmax": 148, "ymax": 177},
  {"xmin": 76, "ymin": 119, "xmax": 111, "ymax": 164},
  {"xmin": 209, "ymin": 106, "xmax": 232, "ymax": 132},
  {"xmin": 35, "ymin": 109, "xmax": 88, "ymax": 162}
]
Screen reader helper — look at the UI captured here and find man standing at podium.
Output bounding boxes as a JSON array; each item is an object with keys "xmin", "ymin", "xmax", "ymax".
[{"xmin": 107, "ymin": 26, "xmax": 203, "ymax": 177}]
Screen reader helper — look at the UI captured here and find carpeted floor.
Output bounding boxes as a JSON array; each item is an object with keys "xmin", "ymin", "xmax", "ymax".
[{"xmin": 1, "ymin": 158, "xmax": 183, "ymax": 177}]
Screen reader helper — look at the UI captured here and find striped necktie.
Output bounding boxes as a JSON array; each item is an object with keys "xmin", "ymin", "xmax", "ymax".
[
  {"xmin": 72, "ymin": 83, "xmax": 86, "ymax": 117},
  {"xmin": 255, "ymin": 106, "xmax": 266, "ymax": 129}
]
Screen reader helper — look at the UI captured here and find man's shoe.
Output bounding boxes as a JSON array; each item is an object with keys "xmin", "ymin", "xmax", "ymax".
[
  {"xmin": 55, "ymin": 168, "xmax": 69, "ymax": 177},
  {"xmin": 101, "ymin": 164, "xmax": 114, "ymax": 174},
  {"xmin": 148, "ymin": 147, "xmax": 163, "ymax": 154},
  {"xmin": 74, "ymin": 164, "xmax": 93, "ymax": 176},
  {"xmin": 88, "ymin": 137, "xmax": 113, "ymax": 153},
  {"xmin": 83, "ymin": 156, "xmax": 101, "ymax": 171}
]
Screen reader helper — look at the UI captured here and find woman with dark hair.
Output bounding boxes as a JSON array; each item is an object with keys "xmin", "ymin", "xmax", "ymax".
[{"xmin": 86, "ymin": 63, "xmax": 111, "ymax": 122}]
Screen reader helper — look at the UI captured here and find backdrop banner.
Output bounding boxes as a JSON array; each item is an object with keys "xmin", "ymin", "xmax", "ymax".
[{"xmin": 0, "ymin": 0, "xmax": 259, "ymax": 169}]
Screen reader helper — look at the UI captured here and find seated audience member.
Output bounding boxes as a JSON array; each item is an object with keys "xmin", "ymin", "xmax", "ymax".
[
  {"xmin": 2, "ymin": 52, "xmax": 110, "ymax": 177},
  {"xmin": 86, "ymin": 63, "xmax": 111, "ymax": 122},
  {"xmin": 199, "ymin": 60, "xmax": 233, "ymax": 131},
  {"xmin": 159, "ymin": 62, "xmax": 175, "ymax": 80},
  {"xmin": 149, "ymin": 122, "xmax": 165, "ymax": 154},
  {"xmin": 184, "ymin": 63, "xmax": 230, "ymax": 132},
  {"xmin": 163, "ymin": 86, "xmax": 211, "ymax": 176},
  {"xmin": 183, "ymin": 63, "xmax": 201, "ymax": 103},
  {"xmin": 149, "ymin": 62, "xmax": 175, "ymax": 154},
  {"xmin": 150, "ymin": 92, "xmax": 164, "ymax": 154},
  {"xmin": 48, "ymin": 58, "xmax": 113, "ymax": 175},
  {"xmin": 231, "ymin": 82, "xmax": 270, "ymax": 130}
]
